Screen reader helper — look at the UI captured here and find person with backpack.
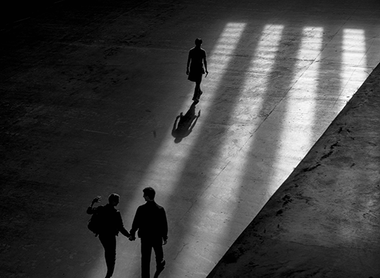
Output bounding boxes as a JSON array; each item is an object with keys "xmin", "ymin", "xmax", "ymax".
[{"xmin": 87, "ymin": 193, "xmax": 131, "ymax": 278}]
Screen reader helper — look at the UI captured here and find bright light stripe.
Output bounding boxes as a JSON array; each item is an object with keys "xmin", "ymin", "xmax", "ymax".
[
  {"xmin": 268, "ymin": 27, "xmax": 323, "ymax": 192},
  {"xmin": 172, "ymin": 24, "xmax": 285, "ymax": 275},
  {"xmin": 282, "ymin": 27, "xmax": 323, "ymax": 144},
  {"xmin": 86, "ymin": 22, "xmax": 246, "ymax": 278},
  {"xmin": 212, "ymin": 24, "xmax": 285, "ymax": 201},
  {"xmin": 202, "ymin": 23, "xmax": 248, "ymax": 90},
  {"xmin": 338, "ymin": 29, "xmax": 367, "ymax": 110}
]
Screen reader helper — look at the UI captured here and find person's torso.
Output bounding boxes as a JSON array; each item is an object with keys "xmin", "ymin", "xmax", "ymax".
[
  {"xmin": 190, "ymin": 48, "xmax": 205, "ymax": 66},
  {"xmin": 98, "ymin": 205, "xmax": 120, "ymax": 235},
  {"xmin": 137, "ymin": 202, "xmax": 165, "ymax": 237}
]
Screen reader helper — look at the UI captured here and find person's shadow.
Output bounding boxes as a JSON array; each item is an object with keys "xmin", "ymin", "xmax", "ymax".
[{"xmin": 172, "ymin": 102, "xmax": 201, "ymax": 143}]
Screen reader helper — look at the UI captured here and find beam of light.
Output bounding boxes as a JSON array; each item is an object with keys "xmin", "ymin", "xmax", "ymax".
[
  {"xmin": 85, "ymin": 22, "xmax": 246, "ymax": 278},
  {"xmin": 171, "ymin": 24, "xmax": 285, "ymax": 276},
  {"xmin": 267, "ymin": 26, "xmax": 324, "ymax": 193},
  {"xmin": 337, "ymin": 29, "xmax": 367, "ymax": 111}
]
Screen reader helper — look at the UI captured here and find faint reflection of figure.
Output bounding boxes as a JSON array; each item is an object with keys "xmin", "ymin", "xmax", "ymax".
[
  {"xmin": 172, "ymin": 102, "xmax": 201, "ymax": 143},
  {"xmin": 186, "ymin": 38, "xmax": 208, "ymax": 103}
]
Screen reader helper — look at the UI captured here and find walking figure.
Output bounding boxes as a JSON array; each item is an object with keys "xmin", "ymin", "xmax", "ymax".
[
  {"xmin": 87, "ymin": 193, "xmax": 131, "ymax": 278},
  {"xmin": 172, "ymin": 102, "xmax": 201, "ymax": 143},
  {"xmin": 186, "ymin": 38, "xmax": 208, "ymax": 103},
  {"xmin": 129, "ymin": 187, "xmax": 168, "ymax": 278}
]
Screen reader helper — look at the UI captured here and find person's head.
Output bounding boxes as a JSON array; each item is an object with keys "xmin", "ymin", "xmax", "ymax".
[
  {"xmin": 195, "ymin": 38, "xmax": 202, "ymax": 47},
  {"xmin": 143, "ymin": 187, "xmax": 156, "ymax": 201},
  {"xmin": 108, "ymin": 193, "xmax": 120, "ymax": 206}
]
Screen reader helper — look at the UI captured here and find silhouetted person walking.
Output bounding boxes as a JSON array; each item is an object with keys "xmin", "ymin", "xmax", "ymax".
[
  {"xmin": 172, "ymin": 102, "xmax": 201, "ymax": 143},
  {"xmin": 130, "ymin": 187, "xmax": 168, "ymax": 278},
  {"xmin": 87, "ymin": 193, "xmax": 131, "ymax": 278},
  {"xmin": 187, "ymin": 38, "xmax": 208, "ymax": 103}
]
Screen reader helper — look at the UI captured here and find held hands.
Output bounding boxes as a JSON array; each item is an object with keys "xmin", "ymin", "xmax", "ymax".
[
  {"xmin": 128, "ymin": 229, "xmax": 135, "ymax": 241},
  {"xmin": 127, "ymin": 235, "xmax": 166, "ymax": 244}
]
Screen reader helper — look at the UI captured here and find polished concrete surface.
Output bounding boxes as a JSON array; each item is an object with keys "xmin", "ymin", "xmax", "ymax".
[{"xmin": 1, "ymin": 0, "xmax": 380, "ymax": 277}]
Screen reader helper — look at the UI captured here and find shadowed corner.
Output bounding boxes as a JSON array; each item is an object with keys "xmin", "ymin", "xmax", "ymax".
[{"xmin": 171, "ymin": 102, "xmax": 201, "ymax": 143}]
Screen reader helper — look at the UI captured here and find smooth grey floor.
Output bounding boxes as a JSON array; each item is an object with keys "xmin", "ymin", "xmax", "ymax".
[
  {"xmin": 1, "ymin": 0, "xmax": 380, "ymax": 277},
  {"xmin": 208, "ymin": 57, "xmax": 380, "ymax": 278}
]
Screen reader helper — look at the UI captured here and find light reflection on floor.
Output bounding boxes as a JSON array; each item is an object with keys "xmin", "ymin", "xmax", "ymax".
[{"xmin": 268, "ymin": 26, "xmax": 324, "ymax": 193}]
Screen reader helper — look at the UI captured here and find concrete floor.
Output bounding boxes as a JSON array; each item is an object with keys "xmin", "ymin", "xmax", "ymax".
[
  {"xmin": 1, "ymin": 0, "xmax": 380, "ymax": 277},
  {"xmin": 207, "ymin": 59, "xmax": 380, "ymax": 278}
]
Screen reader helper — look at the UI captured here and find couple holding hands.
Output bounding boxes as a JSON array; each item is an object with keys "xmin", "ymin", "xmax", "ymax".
[{"xmin": 87, "ymin": 187, "xmax": 167, "ymax": 278}]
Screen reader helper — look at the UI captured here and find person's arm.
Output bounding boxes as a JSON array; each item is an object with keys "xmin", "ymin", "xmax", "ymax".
[
  {"xmin": 203, "ymin": 50, "xmax": 208, "ymax": 76},
  {"xmin": 161, "ymin": 208, "xmax": 168, "ymax": 245},
  {"xmin": 186, "ymin": 51, "xmax": 191, "ymax": 75},
  {"xmin": 87, "ymin": 196, "xmax": 101, "ymax": 214},
  {"xmin": 189, "ymin": 113, "xmax": 200, "ymax": 133},
  {"xmin": 172, "ymin": 114, "xmax": 181, "ymax": 136},
  {"xmin": 129, "ymin": 207, "xmax": 140, "ymax": 240},
  {"xmin": 116, "ymin": 212, "xmax": 131, "ymax": 238}
]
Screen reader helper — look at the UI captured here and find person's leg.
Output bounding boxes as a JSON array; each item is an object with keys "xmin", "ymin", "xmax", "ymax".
[
  {"xmin": 192, "ymin": 82, "xmax": 198, "ymax": 101},
  {"xmin": 99, "ymin": 234, "xmax": 116, "ymax": 278},
  {"xmin": 193, "ymin": 80, "xmax": 201, "ymax": 102},
  {"xmin": 198, "ymin": 78, "xmax": 203, "ymax": 96},
  {"xmin": 141, "ymin": 238, "xmax": 152, "ymax": 278},
  {"xmin": 153, "ymin": 238, "xmax": 165, "ymax": 269},
  {"xmin": 152, "ymin": 238, "xmax": 165, "ymax": 278}
]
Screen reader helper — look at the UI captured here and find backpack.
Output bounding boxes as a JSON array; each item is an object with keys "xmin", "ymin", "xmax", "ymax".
[{"xmin": 88, "ymin": 206, "xmax": 105, "ymax": 236}]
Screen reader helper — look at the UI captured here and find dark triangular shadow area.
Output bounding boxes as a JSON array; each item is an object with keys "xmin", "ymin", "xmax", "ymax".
[{"xmin": 172, "ymin": 102, "xmax": 201, "ymax": 143}]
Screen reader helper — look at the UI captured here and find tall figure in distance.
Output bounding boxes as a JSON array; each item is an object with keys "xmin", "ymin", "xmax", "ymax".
[
  {"xmin": 130, "ymin": 187, "xmax": 168, "ymax": 278},
  {"xmin": 87, "ymin": 193, "xmax": 131, "ymax": 278},
  {"xmin": 186, "ymin": 38, "xmax": 208, "ymax": 103}
]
